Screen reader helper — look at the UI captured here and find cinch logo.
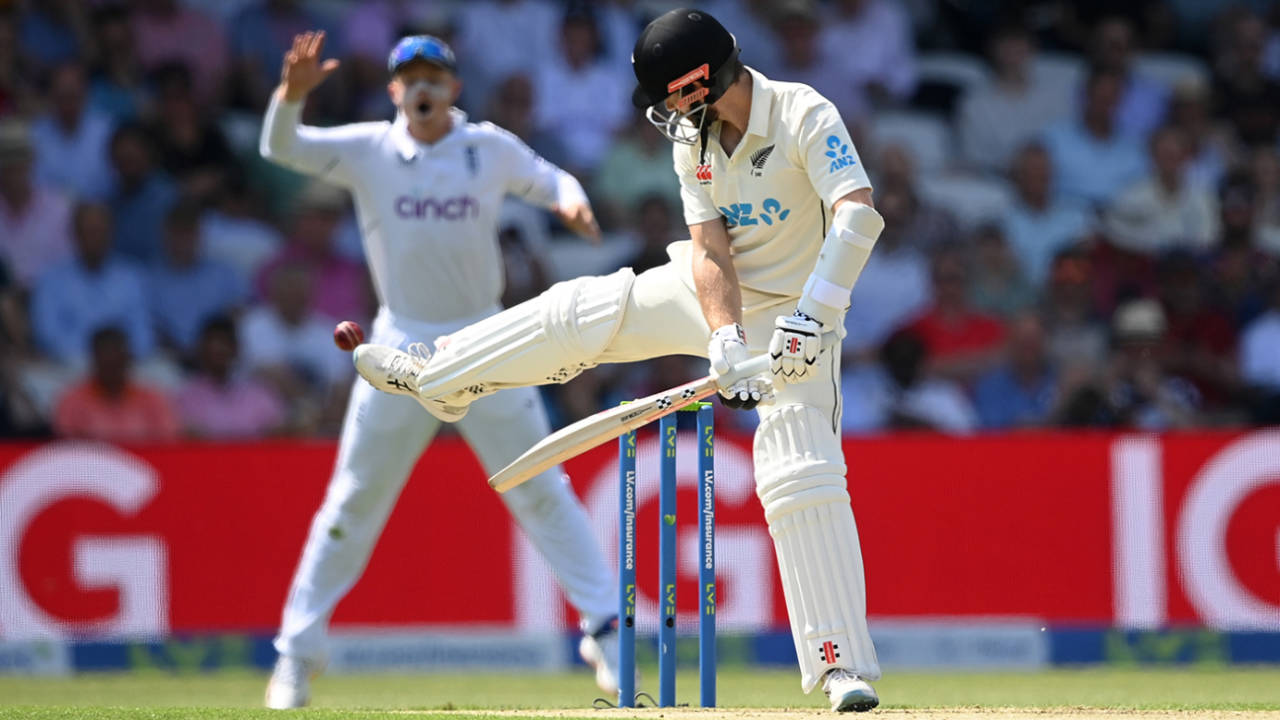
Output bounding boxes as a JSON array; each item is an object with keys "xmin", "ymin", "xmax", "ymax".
[
  {"xmin": 395, "ymin": 195, "xmax": 479, "ymax": 220},
  {"xmin": 718, "ymin": 197, "xmax": 790, "ymax": 228},
  {"xmin": 824, "ymin": 135, "xmax": 857, "ymax": 174},
  {"xmin": 695, "ymin": 164, "xmax": 713, "ymax": 183}
]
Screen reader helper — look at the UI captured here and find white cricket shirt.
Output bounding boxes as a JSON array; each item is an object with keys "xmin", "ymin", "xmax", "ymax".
[
  {"xmin": 669, "ymin": 68, "xmax": 872, "ymax": 313},
  {"xmin": 261, "ymin": 97, "xmax": 586, "ymax": 323}
]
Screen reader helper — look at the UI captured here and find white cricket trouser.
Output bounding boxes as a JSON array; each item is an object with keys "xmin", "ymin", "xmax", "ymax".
[{"xmin": 273, "ymin": 307, "xmax": 616, "ymax": 665}]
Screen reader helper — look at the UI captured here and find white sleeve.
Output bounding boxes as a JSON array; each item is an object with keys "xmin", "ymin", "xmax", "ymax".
[
  {"xmin": 494, "ymin": 126, "xmax": 589, "ymax": 210},
  {"xmin": 797, "ymin": 96, "xmax": 872, "ymax": 206},
  {"xmin": 259, "ymin": 93, "xmax": 375, "ymax": 188},
  {"xmin": 673, "ymin": 142, "xmax": 721, "ymax": 226}
]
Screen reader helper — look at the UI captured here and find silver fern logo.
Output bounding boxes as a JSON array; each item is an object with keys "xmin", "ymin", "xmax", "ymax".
[{"xmin": 750, "ymin": 144, "xmax": 774, "ymax": 176}]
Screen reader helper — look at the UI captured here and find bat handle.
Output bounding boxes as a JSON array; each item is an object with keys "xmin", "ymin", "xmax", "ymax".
[{"xmin": 726, "ymin": 353, "xmax": 772, "ymax": 382}]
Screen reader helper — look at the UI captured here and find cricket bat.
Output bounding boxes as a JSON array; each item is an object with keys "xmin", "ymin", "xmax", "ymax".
[{"xmin": 488, "ymin": 353, "xmax": 772, "ymax": 493}]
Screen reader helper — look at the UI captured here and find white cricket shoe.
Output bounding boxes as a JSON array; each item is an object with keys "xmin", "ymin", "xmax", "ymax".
[
  {"xmin": 823, "ymin": 668, "xmax": 879, "ymax": 712},
  {"xmin": 578, "ymin": 625, "xmax": 623, "ymax": 696},
  {"xmin": 352, "ymin": 342, "xmax": 469, "ymax": 422},
  {"xmin": 265, "ymin": 655, "xmax": 319, "ymax": 709}
]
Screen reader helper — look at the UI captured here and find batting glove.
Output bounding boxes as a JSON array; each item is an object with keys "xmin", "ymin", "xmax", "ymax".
[
  {"xmin": 768, "ymin": 312, "xmax": 821, "ymax": 382},
  {"xmin": 708, "ymin": 323, "xmax": 769, "ymax": 410}
]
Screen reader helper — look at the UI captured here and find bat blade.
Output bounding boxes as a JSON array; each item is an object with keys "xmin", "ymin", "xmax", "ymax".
[
  {"xmin": 487, "ymin": 375, "xmax": 718, "ymax": 492},
  {"xmin": 488, "ymin": 353, "xmax": 772, "ymax": 493}
]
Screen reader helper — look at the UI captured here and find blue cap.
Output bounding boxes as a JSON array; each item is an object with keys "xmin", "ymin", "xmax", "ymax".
[{"xmin": 387, "ymin": 35, "xmax": 457, "ymax": 74}]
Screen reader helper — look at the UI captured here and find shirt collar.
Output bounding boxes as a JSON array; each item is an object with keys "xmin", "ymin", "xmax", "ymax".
[
  {"xmin": 744, "ymin": 67, "xmax": 774, "ymax": 139},
  {"xmin": 391, "ymin": 107, "xmax": 468, "ymax": 161}
]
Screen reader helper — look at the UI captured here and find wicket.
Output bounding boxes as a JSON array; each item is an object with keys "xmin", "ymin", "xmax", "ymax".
[{"xmin": 617, "ymin": 402, "xmax": 715, "ymax": 708}]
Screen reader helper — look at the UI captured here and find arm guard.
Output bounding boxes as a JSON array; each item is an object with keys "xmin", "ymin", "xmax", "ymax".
[{"xmin": 796, "ymin": 202, "xmax": 884, "ymax": 327}]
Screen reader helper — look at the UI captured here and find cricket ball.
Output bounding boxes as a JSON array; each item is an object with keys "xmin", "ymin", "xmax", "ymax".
[{"xmin": 333, "ymin": 320, "xmax": 364, "ymax": 351}]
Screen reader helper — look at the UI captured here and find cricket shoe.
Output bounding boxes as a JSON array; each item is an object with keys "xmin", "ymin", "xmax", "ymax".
[
  {"xmin": 578, "ymin": 619, "xmax": 627, "ymax": 696},
  {"xmin": 353, "ymin": 342, "xmax": 469, "ymax": 422},
  {"xmin": 823, "ymin": 668, "xmax": 879, "ymax": 712},
  {"xmin": 265, "ymin": 655, "xmax": 320, "ymax": 709}
]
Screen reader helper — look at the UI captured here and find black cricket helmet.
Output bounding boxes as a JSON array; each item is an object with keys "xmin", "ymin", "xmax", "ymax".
[{"xmin": 631, "ymin": 8, "xmax": 740, "ymax": 144}]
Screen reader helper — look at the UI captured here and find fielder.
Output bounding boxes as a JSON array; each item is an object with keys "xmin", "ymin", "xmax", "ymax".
[
  {"xmin": 259, "ymin": 33, "xmax": 620, "ymax": 708},
  {"xmin": 357, "ymin": 9, "xmax": 883, "ymax": 712}
]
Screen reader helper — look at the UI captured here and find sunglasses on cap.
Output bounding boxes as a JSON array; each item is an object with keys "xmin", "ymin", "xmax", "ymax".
[{"xmin": 387, "ymin": 36, "xmax": 456, "ymax": 74}]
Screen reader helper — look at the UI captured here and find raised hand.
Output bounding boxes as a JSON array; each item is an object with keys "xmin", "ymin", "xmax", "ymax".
[{"xmin": 280, "ymin": 31, "xmax": 340, "ymax": 103}]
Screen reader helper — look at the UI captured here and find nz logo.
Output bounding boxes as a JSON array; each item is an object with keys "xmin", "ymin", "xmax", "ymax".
[
  {"xmin": 695, "ymin": 163, "xmax": 713, "ymax": 184},
  {"xmin": 824, "ymin": 135, "xmax": 857, "ymax": 174},
  {"xmin": 719, "ymin": 198, "xmax": 790, "ymax": 228},
  {"xmin": 749, "ymin": 144, "xmax": 774, "ymax": 176}
]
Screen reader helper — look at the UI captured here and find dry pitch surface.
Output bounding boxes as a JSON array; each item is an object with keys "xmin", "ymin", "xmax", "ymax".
[
  {"xmin": 462, "ymin": 711, "xmax": 1279, "ymax": 720},
  {"xmin": 1, "ymin": 667, "xmax": 1278, "ymax": 719},
  {"xmin": 451, "ymin": 710, "xmax": 1280, "ymax": 720}
]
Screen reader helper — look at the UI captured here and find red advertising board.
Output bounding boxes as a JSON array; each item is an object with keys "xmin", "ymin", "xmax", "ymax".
[{"xmin": 2, "ymin": 430, "xmax": 1278, "ymax": 640}]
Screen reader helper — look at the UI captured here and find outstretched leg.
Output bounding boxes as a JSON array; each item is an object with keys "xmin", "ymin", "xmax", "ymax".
[
  {"xmin": 356, "ymin": 268, "xmax": 637, "ymax": 413},
  {"xmin": 355, "ymin": 264, "xmax": 714, "ymax": 415}
]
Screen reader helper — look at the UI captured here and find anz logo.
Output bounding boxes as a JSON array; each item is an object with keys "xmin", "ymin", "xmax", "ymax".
[
  {"xmin": 825, "ymin": 135, "xmax": 857, "ymax": 174},
  {"xmin": 718, "ymin": 197, "xmax": 790, "ymax": 229}
]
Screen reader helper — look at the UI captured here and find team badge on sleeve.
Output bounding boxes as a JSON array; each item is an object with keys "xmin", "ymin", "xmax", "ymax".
[{"xmin": 824, "ymin": 135, "xmax": 857, "ymax": 174}]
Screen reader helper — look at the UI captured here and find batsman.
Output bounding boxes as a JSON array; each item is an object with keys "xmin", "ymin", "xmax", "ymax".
[{"xmin": 359, "ymin": 9, "xmax": 883, "ymax": 711}]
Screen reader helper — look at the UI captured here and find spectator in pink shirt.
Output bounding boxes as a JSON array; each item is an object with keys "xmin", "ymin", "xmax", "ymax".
[
  {"xmin": 131, "ymin": 0, "xmax": 228, "ymax": 103},
  {"xmin": 256, "ymin": 181, "xmax": 370, "ymax": 323},
  {"xmin": 53, "ymin": 326, "xmax": 179, "ymax": 443},
  {"xmin": 177, "ymin": 315, "xmax": 286, "ymax": 439},
  {"xmin": 0, "ymin": 119, "xmax": 72, "ymax": 288}
]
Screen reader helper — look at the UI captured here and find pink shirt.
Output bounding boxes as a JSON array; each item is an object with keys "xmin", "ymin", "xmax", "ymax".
[
  {"xmin": 0, "ymin": 187, "xmax": 72, "ymax": 286},
  {"xmin": 176, "ymin": 375, "xmax": 286, "ymax": 439},
  {"xmin": 342, "ymin": 1, "xmax": 396, "ymax": 61},
  {"xmin": 133, "ymin": 7, "xmax": 229, "ymax": 101},
  {"xmin": 54, "ymin": 381, "xmax": 180, "ymax": 444},
  {"xmin": 257, "ymin": 247, "xmax": 369, "ymax": 323}
]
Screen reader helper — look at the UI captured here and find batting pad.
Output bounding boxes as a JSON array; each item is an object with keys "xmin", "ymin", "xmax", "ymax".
[
  {"xmin": 414, "ymin": 268, "xmax": 635, "ymax": 401},
  {"xmin": 754, "ymin": 403, "xmax": 880, "ymax": 692}
]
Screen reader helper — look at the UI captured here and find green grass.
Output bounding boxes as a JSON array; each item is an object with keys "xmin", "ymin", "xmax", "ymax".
[{"xmin": 1, "ymin": 667, "xmax": 1278, "ymax": 719}]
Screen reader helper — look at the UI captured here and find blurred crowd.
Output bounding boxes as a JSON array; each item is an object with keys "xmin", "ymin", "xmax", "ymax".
[{"xmin": 2, "ymin": 0, "xmax": 1280, "ymax": 443}]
